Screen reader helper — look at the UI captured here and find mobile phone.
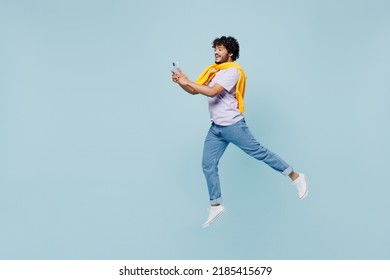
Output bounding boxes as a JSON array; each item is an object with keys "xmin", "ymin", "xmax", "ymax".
[{"xmin": 172, "ymin": 61, "xmax": 180, "ymax": 74}]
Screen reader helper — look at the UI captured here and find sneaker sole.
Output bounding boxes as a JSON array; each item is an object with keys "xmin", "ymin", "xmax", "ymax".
[
  {"xmin": 300, "ymin": 189, "xmax": 308, "ymax": 200},
  {"xmin": 299, "ymin": 175, "xmax": 309, "ymax": 200},
  {"xmin": 202, "ymin": 208, "xmax": 226, "ymax": 228}
]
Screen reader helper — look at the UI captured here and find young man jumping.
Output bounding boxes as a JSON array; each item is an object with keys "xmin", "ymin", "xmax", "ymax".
[{"xmin": 171, "ymin": 36, "xmax": 308, "ymax": 228}]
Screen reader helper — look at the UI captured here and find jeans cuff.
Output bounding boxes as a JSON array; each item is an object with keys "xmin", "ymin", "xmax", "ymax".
[
  {"xmin": 210, "ymin": 197, "xmax": 223, "ymax": 205},
  {"xmin": 282, "ymin": 166, "xmax": 293, "ymax": 176}
]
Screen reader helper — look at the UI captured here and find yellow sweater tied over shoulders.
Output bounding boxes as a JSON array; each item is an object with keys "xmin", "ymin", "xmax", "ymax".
[{"xmin": 195, "ymin": 62, "xmax": 247, "ymax": 113}]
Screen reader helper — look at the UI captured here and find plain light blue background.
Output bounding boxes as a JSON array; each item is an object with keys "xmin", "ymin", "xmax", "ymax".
[{"xmin": 1, "ymin": 0, "xmax": 389, "ymax": 259}]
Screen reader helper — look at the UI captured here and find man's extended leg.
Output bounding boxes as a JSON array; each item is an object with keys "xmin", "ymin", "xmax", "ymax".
[
  {"xmin": 223, "ymin": 119, "xmax": 292, "ymax": 174},
  {"xmin": 222, "ymin": 119, "xmax": 308, "ymax": 199}
]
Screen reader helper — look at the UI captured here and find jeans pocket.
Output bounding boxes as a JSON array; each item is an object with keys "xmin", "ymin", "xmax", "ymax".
[{"xmin": 238, "ymin": 118, "xmax": 247, "ymax": 128}]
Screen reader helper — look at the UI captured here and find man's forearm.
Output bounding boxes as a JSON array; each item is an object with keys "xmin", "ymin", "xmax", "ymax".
[{"xmin": 179, "ymin": 84, "xmax": 199, "ymax": 95}]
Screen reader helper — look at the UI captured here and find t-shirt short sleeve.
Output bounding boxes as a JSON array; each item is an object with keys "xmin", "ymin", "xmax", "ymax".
[{"xmin": 212, "ymin": 67, "xmax": 239, "ymax": 92}]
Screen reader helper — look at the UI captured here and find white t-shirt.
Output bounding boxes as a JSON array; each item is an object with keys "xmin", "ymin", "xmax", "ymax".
[{"xmin": 207, "ymin": 67, "xmax": 244, "ymax": 126}]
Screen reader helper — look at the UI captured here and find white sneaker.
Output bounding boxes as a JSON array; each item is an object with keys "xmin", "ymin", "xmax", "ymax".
[
  {"xmin": 202, "ymin": 205, "xmax": 225, "ymax": 228},
  {"xmin": 292, "ymin": 173, "xmax": 308, "ymax": 200}
]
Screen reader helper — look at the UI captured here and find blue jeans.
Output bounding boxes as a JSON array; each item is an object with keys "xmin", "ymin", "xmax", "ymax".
[{"xmin": 202, "ymin": 118, "xmax": 293, "ymax": 205}]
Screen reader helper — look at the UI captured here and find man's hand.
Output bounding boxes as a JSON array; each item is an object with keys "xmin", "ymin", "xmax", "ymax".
[
  {"xmin": 171, "ymin": 67, "xmax": 198, "ymax": 94},
  {"xmin": 171, "ymin": 71, "xmax": 181, "ymax": 83},
  {"xmin": 171, "ymin": 67, "xmax": 188, "ymax": 84}
]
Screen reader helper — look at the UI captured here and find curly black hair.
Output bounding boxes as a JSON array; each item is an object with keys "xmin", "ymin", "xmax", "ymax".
[{"xmin": 212, "ymin": 36, "xmax": 240, "ymax": 61}]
